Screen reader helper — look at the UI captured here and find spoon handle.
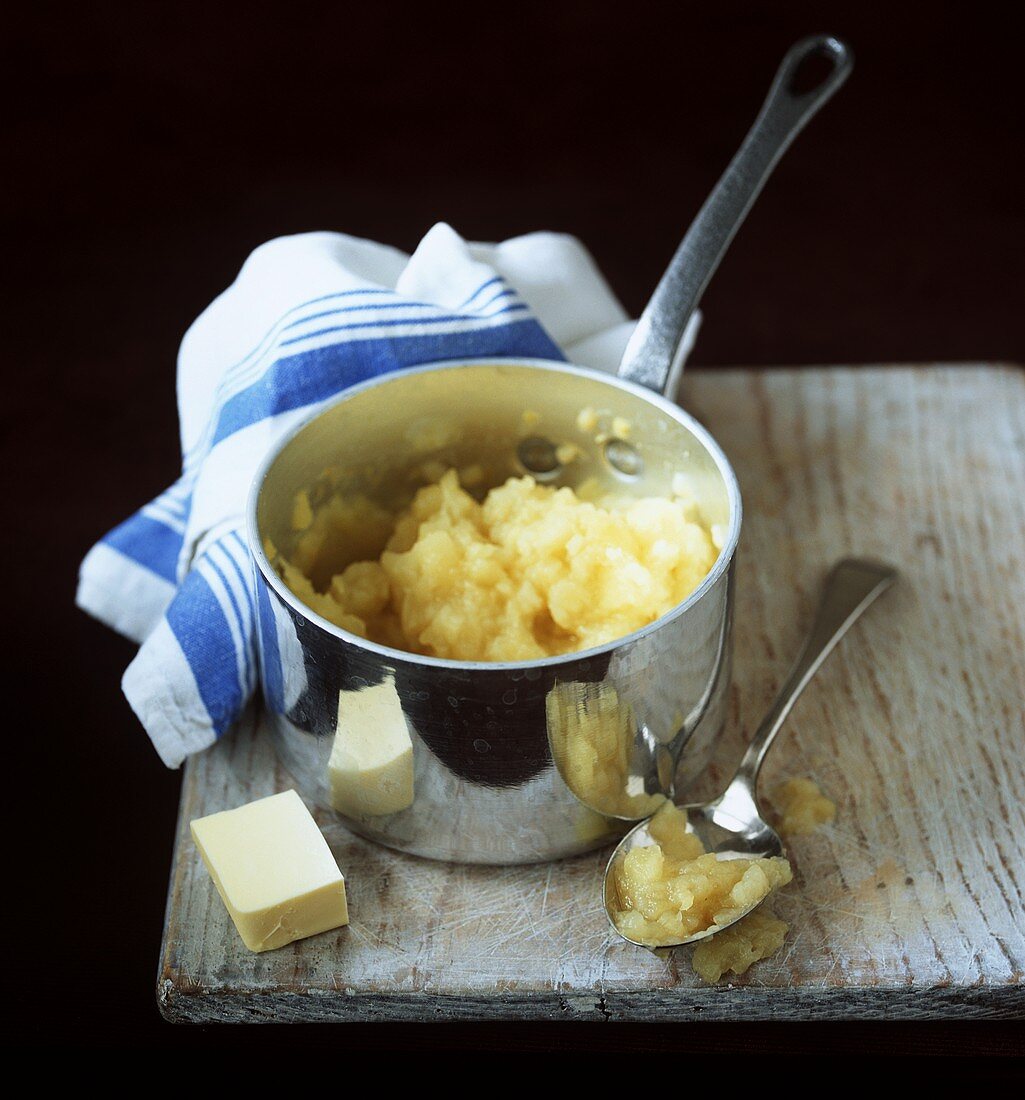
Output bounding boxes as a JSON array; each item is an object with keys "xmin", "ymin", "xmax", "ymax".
[
  {"xmin": 617, "ymin": 35, "xmax": 853, "ymax": 398},
  {"xmin": 735, "ymin": 558, "xmax": 897, "ymax": 788}
]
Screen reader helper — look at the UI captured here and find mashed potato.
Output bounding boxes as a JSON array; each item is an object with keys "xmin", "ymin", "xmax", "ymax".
[
  {"xmin": 691, "ymin": 908, "xmax": 790, "ymax": 982},
  {"xmin": 272, "ymin": 469, "xmax": 717, "ymax": 662},
  {"xmin": 547, "ymin": 681, "xmax": 666, "ymax": 818},
  {"xmin": 608, "ymin": 802, "xmax": 792, "ymax": 949},
  {"xmin": 771, "ymin": 776, "xmax": 836, "ymax": 837}
]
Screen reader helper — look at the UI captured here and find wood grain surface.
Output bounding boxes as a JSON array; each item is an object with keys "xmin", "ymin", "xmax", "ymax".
[{"xmin": 158, "ymin": 365, "xmax": 1025, "ymax": 1023}]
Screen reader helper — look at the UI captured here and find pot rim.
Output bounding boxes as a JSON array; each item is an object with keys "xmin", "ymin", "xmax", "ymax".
[{"xmin": 246, "ymin": 356, "xmax": 742, "ymax": 671}]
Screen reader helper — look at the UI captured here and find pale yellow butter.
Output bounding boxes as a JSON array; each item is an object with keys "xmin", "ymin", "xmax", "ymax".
[
  {"xmin": 329, "ymin": 680, "xmax": 415, "ymax": 817},
  {"xmin": 190, "ymin": 789, "xmax": 349, "ymax": 953}
]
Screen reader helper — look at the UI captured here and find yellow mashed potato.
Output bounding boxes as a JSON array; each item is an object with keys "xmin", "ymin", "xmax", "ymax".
[
  {"xmin": 272, "ymin": 469, "xmax": 717, "ymax": 662},
  {"xmin": 608, "ymin": 802, "xmax": 792, "ymax": 950},
  {"xmin": 547, "ymin": 681, "xmax": 666, "ymax": 819},
  {"xmin": 771, "ymin": 776, "xmax": 836, "ymax": 838},
  {"xmin": 691, "ymin": 908, "xmax": 790, "ymax": 982}
]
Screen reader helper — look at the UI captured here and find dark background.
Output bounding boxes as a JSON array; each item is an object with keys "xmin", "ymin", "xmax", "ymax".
[{"xmin": 7, "ymin": 0, "xmax": 1022, "ymax": 1053}]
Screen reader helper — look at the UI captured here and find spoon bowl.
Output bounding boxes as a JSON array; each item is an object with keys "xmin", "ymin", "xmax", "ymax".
[{"xmin": 604, "ymin": 557, "xmax": 897, "ymax": 948}]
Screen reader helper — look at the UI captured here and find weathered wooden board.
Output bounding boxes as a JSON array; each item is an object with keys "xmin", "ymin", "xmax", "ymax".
[{"xmin": 158, "ymin": 365, "xmax": 1025, "ymax": 1023}]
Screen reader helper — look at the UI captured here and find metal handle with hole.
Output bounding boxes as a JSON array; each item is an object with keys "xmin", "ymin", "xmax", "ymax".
[{"xmin": 617, "ymin": 35, "xmax": 854, "ymax": 398}]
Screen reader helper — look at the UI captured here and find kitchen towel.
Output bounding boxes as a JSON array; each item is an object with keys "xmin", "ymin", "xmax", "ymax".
[{"xmin": 76, "ymin": 223, "xmax": 699, "ymax": 767}]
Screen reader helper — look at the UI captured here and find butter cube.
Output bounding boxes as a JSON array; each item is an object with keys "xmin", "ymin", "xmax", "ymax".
[
  {"xmin": 190, "ymin": 789, "xmax": 349, "ymax": 953},
  {"xmin": 329, "ymin": 680, "xmax": 415, "ymax": 817}
]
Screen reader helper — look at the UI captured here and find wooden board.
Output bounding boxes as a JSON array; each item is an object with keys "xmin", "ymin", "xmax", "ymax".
[{"xmin": 158, "ymin": 364, "xmax": 1025, "ymax": 1023}]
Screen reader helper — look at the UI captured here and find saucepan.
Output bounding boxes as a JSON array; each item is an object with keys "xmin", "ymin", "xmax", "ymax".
[{"xmin": 247, "ymin": 35, "xmax": 852, "ymax": 863}]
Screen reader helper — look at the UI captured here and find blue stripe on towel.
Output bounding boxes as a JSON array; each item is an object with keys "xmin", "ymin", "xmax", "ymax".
[
  {"xmin": 166, "ymin": 566, "xmax": 244, "ymax": 737},
  {"xmin": 183, "ymin": 276, "xmax": 533, "ymax": 470},
  {"xmin": 214, "ymin": 537, "xmax": 259, "ymax": 692},
  {"xmin": 222, "ymin": 533, "xmax": 257, "ymax": 628},
  {"xmin": 280, "ymin": 299, "xmax": 449, "ymax": 332},
  {"xmin": 220, "ymin": 288, "xmax": 399, "ymax": 381},
  {"xmin": 474, "ymin": 287, "xmax": 520, "ymax": 313},
  {"xmin": 205, "ymin": 555, "xmax": 249, "ymax": 648},
  {"xmin": 458, "ymin": 275, "xmax": 504, "ymax": 309},
  {"xmin": 277, "ymin": 305, "xmax": 530, "ymax": 349},
  {"xmin": 210, "ymin": 316, "xmax": 563, "ymax": 449},
  {"xmin": 102, "ymin": 513, "xmax": 183, "ymax": 584},
  {"xmin": 217, "ymin": 278, "xmax": 503, "ymax": 397}
]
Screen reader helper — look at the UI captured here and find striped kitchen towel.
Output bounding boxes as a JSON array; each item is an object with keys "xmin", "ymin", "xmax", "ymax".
[{"xmin": 76, "ymin": 222, "xmax": 698, "ymax": 767}]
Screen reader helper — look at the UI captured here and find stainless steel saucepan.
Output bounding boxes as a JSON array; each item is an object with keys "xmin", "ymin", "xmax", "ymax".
[{"xmin": 247, "ymin": 35, "xmax": 853, "ymax": 863}]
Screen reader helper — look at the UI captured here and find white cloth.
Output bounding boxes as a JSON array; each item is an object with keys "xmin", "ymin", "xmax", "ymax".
[{"xmin": 76, "ymin": 223, "xmax": 699, "ymax": 766}]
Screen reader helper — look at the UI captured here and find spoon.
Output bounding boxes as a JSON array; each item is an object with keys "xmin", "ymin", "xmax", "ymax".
[{"xmin": 603, "ymin": 557, "xmax": 897, "ymax": 947}]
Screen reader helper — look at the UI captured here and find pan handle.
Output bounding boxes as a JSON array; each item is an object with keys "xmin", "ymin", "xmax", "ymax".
[{"xmin": 617, "ymin": 35, "xmax": 853, "ymax": 398}]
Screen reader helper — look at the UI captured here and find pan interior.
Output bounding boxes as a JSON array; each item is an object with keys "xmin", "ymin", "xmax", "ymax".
[{"xmin": 256, "ymin": 362, "xmax": 734, "ymax": 584}]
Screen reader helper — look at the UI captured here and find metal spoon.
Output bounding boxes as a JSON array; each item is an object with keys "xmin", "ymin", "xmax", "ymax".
[{"xmin": 603, "ymin": 557, "xmax": 897, "ymax": 948}]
